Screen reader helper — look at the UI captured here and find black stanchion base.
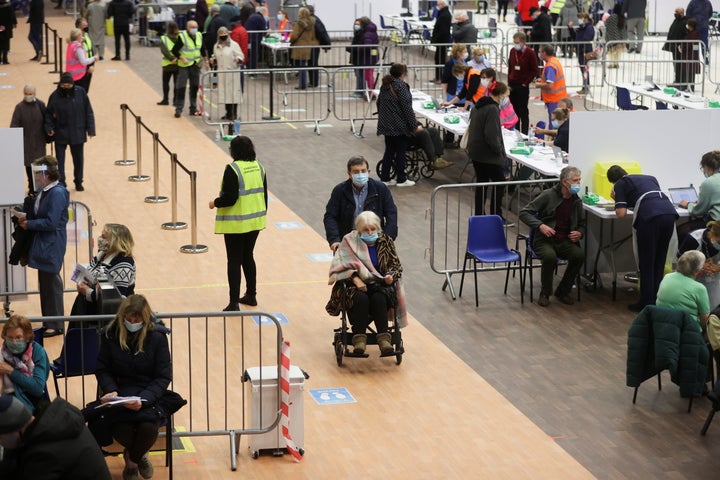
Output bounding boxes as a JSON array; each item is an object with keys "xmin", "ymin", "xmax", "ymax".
[
  {"xmin": 262, "ymin": 115, "xmax": 281, "ymax": 120},
  {"xmin": 145, "ymin": 196, "xmax": 169, "ymax": 203},
  {"xmin": 162, "ymin": 222, "xmax": 188, "ymax": 230}
]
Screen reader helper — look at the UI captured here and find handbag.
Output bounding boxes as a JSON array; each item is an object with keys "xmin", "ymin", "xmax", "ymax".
[{"xmin": 459, "ymin": 114, "xmax": 473, "ymax": 150}]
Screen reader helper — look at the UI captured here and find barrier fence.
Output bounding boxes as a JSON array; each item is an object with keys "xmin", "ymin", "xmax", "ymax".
[
  {"xmin": 43, "ymin": 23, "xmax": 63, "ymax": 75},
  {"xmin": 115, "ymin": 104, "xmax": 207, "ymax": 253},
  {"xmin": 3, "ymin": 311, "xmax": 285, "ymax": 472}
]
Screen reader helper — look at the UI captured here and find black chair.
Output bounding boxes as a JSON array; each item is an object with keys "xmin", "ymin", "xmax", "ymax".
[
  {"xmin": 50, "ymin": 328, "xmax": 100, "ymax": 397},
  {"xmin": 616, "ymin": 87, "xmax": 649, "ymax": 111}
]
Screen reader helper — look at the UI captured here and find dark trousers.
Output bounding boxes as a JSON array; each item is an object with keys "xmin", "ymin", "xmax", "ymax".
[
  {"xmin": 472, "ymin": 162, "xmax": 505, "ymax": 216},
  {"xmin": 308, "ymin": 47, "xmax": 320, "ymax": 87},
  {"xmin": 28, "ymin": 22, "xmax": 43, "ymax": 54},
  {"xmin": 533, "ymin": 235, "xmax": 584, "ymax": 296},
  {"xmin": 76, "ymin": 72, "xmax": 92, "ymax": 94},
  {"xmin": 509, "ymin": 83, "xmax": 530, "ymax": 134},
  {"xmin": 671, "ymin": 50, "xmax": 683, "ymax": 86},
  {"xmin": 112, "ymin": 421, "xmax": 160, "ymax": 464},
  {"xmin": 174, "ymin": 65, "xmax": 201, "ymax": 114},
  {"xmin": 413, "ymin": 126, "xmax": 443, "ymax": 160},
  {"xmin": 295, "ymin": 59, "xmax": 307, "ymax": 89},
  {"xmin": 434, "ymin": 45, "xmax": 447, "ymax": 81},
  {"xmin": 497, "ymin": 0, "xmax": 509, "ymax": 17},
  {"xmin": 55, "ymin": 143, "xmax": 85, "ymax": 186},
  {"xmin": 38, "ymin": 270, "xmax": 64, "ymax": 330},
  {"xmin": 380, "ymin": 135, "xmax": 409, "ymax": 183},
  {"xmin": 161, "ymin": 66, "xmax": 179, "ymax": 103},
  {"xmin": 636, "ymin": 214, "xmax": 676, "ymax": 307},
  {"xmin": 224, "ymin": 230, "xmax": 259, "ymax": 303},
  {"xmin": 0, "ymin": 37, "xmax": 9, "ymax": 63},
  {"xmin": 114, "ymin": 25, "xmax": 130, "ymax": 59},
  {"xmin": 25, "ymin": 166, "xmax": 33, "ymax": 193},
  {"xmin": 349, "ymin": 289, "xmax": 388, "ymax": 334}
]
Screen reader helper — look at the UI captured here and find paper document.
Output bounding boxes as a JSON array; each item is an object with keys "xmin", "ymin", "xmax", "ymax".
[
  {"xmin": 10, "ymin": 207, "xmax": 26, "ymax": 219},
  {"xmin": 71, "ymin": 264, "xmax": 97, "ymax": 286},
  {"xmin": 96, "ymin": 396, "xmax": 145, "ymax": 408}
]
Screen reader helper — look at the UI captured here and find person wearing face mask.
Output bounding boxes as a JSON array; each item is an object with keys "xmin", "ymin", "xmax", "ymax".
[
  {"xmin": 440, "ymin": 63, "xmax": 483, "ymax": 110},
  {"xmin": 679, "ymin": 151, "xmax": 720, "ymax": 235},
  {"xmin": 507, "ymin": 32, "xmax": 537, "ymax": 134},
  {"xmin": 171, "ymin": 20, "xmax": 204, "ymax": 117},
  {"xmin": 0, "ymin": 315, "xmax": 49, "ymax": 412},
  {"xmin": 548, "ymin": 107, "xmax": 570, "ymax": 152},
  {"xmin": 45, "ymin": 72, "xmax": 96, "ymax": 190},
  {"xmin": 70, "ymin": 223, "xmax": 136, "ymax": 316},
  {"xmin": 467, "ymin": 46, "xmax": 492, "ymax": 70},
  {"xmin": 106, "ymin": 0, "xmax": 133, "ymax": 60},
  {"xmin": 326, "ymin": 211, "xmax": 405, "ymax": 356},
  {"xmin": 0, "ymin": 395, "xmax": 111, "ymax": 479},
  {"xmin": 209, "ymin": 136, "xmax": 267, "ymax": 310},
  {"xmin": 607, "ymin": 165, "xmax": 679, "ymax": 312},
  {"xmin": 17, "ymin": 156, "xmax": 69, "ymax": 335},
  {"xmin": 211, "ymin": 25, "xmax": 243, "ymax": 120},
  {"xmin": 529, "ymin": 6, "xmax": 552, "ymax": 62},
  {"xmin": 95, "ymin": 294, "xmax": 181, "ymax": 480},
  {"xmin": 66, "ymin": 27, "xmax": 98, "ymax": 94},
  {"xmin": 324, "ymin": 156, "xmax": 398, "ymax": 253},
  {"xmin": 568, "ymin": 12, "xmax": 595, "ymax": 94},
  {"xmin": 289, "ymin": 6, "xmax": 318, "ymax": 90},
  {"xmin": 276, "ymin": 8, "xmax": 290, "ymax": 40},
  {"xmin": 520, "ymin": 166, "xmax": 586, "ymax": 306},
  {"xmin": 346, "ymin": 16, "xmax": 378, "ymax": 97},
  {"xmin": 677, "ymin": 220, "xmax": 720, "ymax": 309},
  {"xmin": 10, "ymin": 85, "xmax": 48, "ymax": 193},
  {"xmin": 663, "ymin": 8, "xmax": 687, "ymax": 86}
]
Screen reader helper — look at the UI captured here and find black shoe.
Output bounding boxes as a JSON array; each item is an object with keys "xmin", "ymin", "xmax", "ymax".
[
  {"xmin": 75, "ymin": 184, "xmax": 84, "ymax": 192},
  {"xmin": 30, "ymin": 54, "xmax": 39, "ymax": 61},
  {"xmin": 239, "ymin": 294, "xmax": 257, "ymax": 306},
  {"xmin": 708, "ymin": 390, "xmax": 720, "ymax": 411},
  {"xmin": 554, "ymin": 290, "xmax": 575, "ymax": 305},
  {"xmin": 99, "ymin": 56, "xmax": 104, "ymax": 61},
  {"xmin": 174, "ymin": 111, "xmax": 181, "ymax": 118},
  {"xmin": 125, "ymin": 56, "xmax": 130, "ymax": 60},
  {"xmin": 157, "ymin": 100, "xmax": 169, "ymax": 105},
  {"xmin": 537, "ymin": 293, "xmax": 550, "ymax": 307},
  {"xmin": 223, "ymin": 303, "xmax": 240, "ymax": 312},
  {"xmin": 111, "ymin": 56, "xmax": 121, "ymax": 61},
  {"xmin": 43, "ymin": 328, "xmax": 64, "ymax": 338},
  {"xmin": 628, "ymin": 302, "xmax": 644, "ymax": 312}
]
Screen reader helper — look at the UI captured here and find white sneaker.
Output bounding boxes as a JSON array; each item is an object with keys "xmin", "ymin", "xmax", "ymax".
[
  {"xmin": 396, "ymin": 179, "xmax": 416, "ymax": 187},
  {"xmin": 382, "ymin": 180, "xmax": 396, "ymax": 186}
]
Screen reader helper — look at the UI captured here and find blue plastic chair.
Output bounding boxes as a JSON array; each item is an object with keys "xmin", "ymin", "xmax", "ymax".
[
  {"xmin": 616, "ymin": 87, "xmax": 648, "ymax": 111},
  {"xmin": 655, "ymin": 101, "xmax": 668, "ymax": 110},
  {"xmin": 459, "ymin": 215, "xmax": 523, "ymax": 306},
  {"xmin": 50, "ymin": 328, "xmax": 100, "ymax": 397}
]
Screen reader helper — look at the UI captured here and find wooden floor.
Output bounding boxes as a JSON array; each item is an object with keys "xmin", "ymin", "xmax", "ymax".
[{"xmin": 2, "ymin": 9, "xmax": 720, "ymax": 479}]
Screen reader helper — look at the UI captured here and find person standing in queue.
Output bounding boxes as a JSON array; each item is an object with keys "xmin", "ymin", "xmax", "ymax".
[
  {"xmin": 607, "ymin": 165, "xmax": 679, "ymax": 312},
  {"xmin": 172, "ymin": 20, "xmax": 204, "ymax": 118},
  {"xmin": 209, "ymin": 136, "xmax": 267, "ymax": 311}
]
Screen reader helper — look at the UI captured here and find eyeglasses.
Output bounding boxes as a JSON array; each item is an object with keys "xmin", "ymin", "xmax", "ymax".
[{"xmin": 4, "ymin": 334, "xmax": 25, "ymax": 341}]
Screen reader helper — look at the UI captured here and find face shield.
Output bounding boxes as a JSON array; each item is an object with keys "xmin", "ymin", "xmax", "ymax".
[{"xmin": 31, "ymin": 164, "xmax": 49, "ymax": 192}]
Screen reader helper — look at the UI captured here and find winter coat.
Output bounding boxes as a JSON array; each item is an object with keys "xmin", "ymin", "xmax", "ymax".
[
  {"xmin": 604, "ymin": 13, "xmax": 627, "ymax": 43},
  {"xmin": 213, "ymin": 39, "xmax": 244, "ymax": 104},
  {"xmin": 531, "ymin": 12, "xmax": 553, "ymax": 43},
  {"xmin": 626, "ymin": 305, "xmax": 709, "ymax": 398},
  {"xmin": 230, "ymin": 23, "xmax": 249, "ymax": 64},
  {"xmin": 466, "ymin": 96, "xmax": 505, "ymax": 167},
  {"xmin": 27, "ymin": 0, "xmax": 43, "ymax": 25},
  {"xmin": 558, "ymin": 1, "xmax": 579, "ymax": 39},
  {"xmin": 0, "ymin": 398, "xmax": 111, "ymax": 479},
  {"xmin": 106, "ymin": 0, "xmax": 134, "ymax": 28},
  {"xmin": 452, "ymin": 19, "xmax": 478, "ymax": 51},
  {"xmin": 430, "ymin": 5, "xmax": 452, "ymax": 43},
  {"xmin": 289, "ymin": 15, "xmax": 317, "ymax": 61},
  {"xmin": 10, "ymin": 99, "xmax": 47, "ymax": 166},
  {"xmin": 663, "ymin": 16, "xmax": 687, "ymax": 52},
  {"xmin": 686, "ymin": 0, "xmax": 714, "ymax": 31},
  {"xmin": 27, "ymin": 184, "xmax": 69, "ymax": 274},
  {"xmin": 569, "ymin": 22, "xmax": 595, "ymax": 55},
  {"xmin": 519, "ymin": 183, "xmax": 586, "ymax": 235},
  {"xmin": 4, "ymin": 340, "xmax": 49, "ymax": 412},
  {"xmin": 0, "ymin": 1, "xmax": 17, "ymax": 39},
  {"xmin": 376, "ymin": 77, "xmax": 420, "ymax": 137},
  {"xmin": 680, "ymin": 29, "xmax": 702, "ymax": 75},
  {"xmin": 624, "ymin": 0, "xmax": 647, "ymax": 19},
  {"xmin": 46, "ymin": 85, "xmax": 95, "ymax": 145},
  {"xmin": 347, "ymin": 22, "xmax": 378, "ymax": 66}
]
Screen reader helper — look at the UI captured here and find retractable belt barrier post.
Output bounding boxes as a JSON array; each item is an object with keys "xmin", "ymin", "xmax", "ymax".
[{"xmin": 115, "ymin": 104, "xmax": 136, "ymax": 166}]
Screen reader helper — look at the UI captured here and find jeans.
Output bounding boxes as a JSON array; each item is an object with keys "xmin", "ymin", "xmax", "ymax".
[{"xmin": 28, "ymin": 22, "xmax": 43, "ymax": 54}]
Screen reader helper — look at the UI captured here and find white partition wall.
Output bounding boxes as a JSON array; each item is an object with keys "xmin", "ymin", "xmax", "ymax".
[{"xmin": 0, "ymin": 128, "xmax": 26, "ymax": 205}]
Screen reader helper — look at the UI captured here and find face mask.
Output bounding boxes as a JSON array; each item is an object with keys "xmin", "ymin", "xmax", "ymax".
[
  {"xmin": 500, "ymin": 97, "xmax": 510, "ymax": 107},
  {"xmin": 97, "ymin": 236, "xmax": 109, "ymax": 251},
  {"xmin": 475, "ymin": 55, "xmax": 485, "ymax": 63},
  {"xmin": 5, "ymin": 339, "xmax": 28, "ymax": 355},
  {"xmin": 124, "ymin": 320, "xmax": 143, "ymax": 333},
  {"xmin": 360, "ymin": 232, "xmax": 378, "ymax": 244},
  {"xmin": 455, "ymin": 75, "xmax": 464, "ymax": 81},
  {"xmin": 277, "ymin": 14, "xmax": 284, "ymax": 21},
  {"xmin": 354, "ymin": 24, "xmax": 361, "ymax": 31},
  {"xmin": 0, "ymin": 432, "xmax": 21, "ymax": 449},
  {"xmin": 188, "ymin": 28, "xmax": 198, "ymax": 35},
  {"xmin": 569, "ymin": 184, "xmax": 581, "ymax": 195},
  {"xmin": 712, "ymin": 240, "xmax": 720, "ymax": 250},
  {"xmin": 352, "ymin": 172, "xmax": 369, "ymax": 187},
  {"xmin": 551, "ymin": 119, "xmax": 560, "ymax": 128},
  {"xmin": 703, "ymin": 171, "xmax": 709, "ymax": 178},
  {"xmin": 481, "ymin": 78, "xmax": 490, "ymax": 87},
  {"xmin": 675, "ymin": 13, "xmax": 682, "ymax": 19},
  {"xmin": 24, "ymin": 95, "xmax": 35, "ymax": 103},
  {"xmin": 577, "ymin": 18, "xmax": 584, "ymax": 23},
  {"xmin": 219, "ymin": 35, "xmax": 228, "ymax": 42},
  {"xmin": 513, "ymin": 44, "xmax": 522, "ymax": 51},
  {"xmin": 83, "ymin": 27, "xmax": 89, "ymax": 32},
  {"xmin": 59, "ymin": 86, "xmax": 73, "ymax": 96}
]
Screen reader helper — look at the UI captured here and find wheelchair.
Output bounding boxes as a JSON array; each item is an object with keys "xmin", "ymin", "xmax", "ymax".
[
  {"xmin": 376, "ymin": 142, "xmax": 435, "ymax": 182},
  {"xmin": 332, "ymin": 284, "xmax": 405, "ymax": 367}
]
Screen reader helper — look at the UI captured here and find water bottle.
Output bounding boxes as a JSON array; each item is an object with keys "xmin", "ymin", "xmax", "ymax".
[
  {"xmin": 233, "ymin": 120, "xmax": 241, "ymax": 136},
  {"xmin": 528, "ymin": 125, "xmax": 535, "ymax": 145},
  {"xmin": 215, "ymin": 130, "xmax": 220, "ymax": 142}
]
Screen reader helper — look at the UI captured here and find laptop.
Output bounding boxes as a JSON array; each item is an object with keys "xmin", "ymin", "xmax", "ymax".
[
  {"xmin": 668, "ymin": 186, "xmax": 698, "ymax": 206},
  {"xmin": 551, "ymin": 145, "xmax": 563, "ymax": 159}
]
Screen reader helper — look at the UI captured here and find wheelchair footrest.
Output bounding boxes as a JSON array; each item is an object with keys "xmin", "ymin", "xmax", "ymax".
[
  {"xmin": 380, "ymin": 347, "xmax": 404, "ymax": 357},
  {"xmin": 344, "ymin": 350, "xmax": 370, "ymax": 358}
]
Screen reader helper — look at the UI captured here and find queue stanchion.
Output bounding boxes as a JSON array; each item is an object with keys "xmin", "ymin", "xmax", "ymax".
[
  {"xmin": 180, "ymin": 171, "xmax": 208, "ymax": 254},
  {"xmin": 145, "ymin": 132, "xmax": 168, "ymax": 203},
  {"xmin": 115, "ymin": 104, "xmax": 136, "ymax": 166},
  {"xmin": 262, "ymin": 68, "xmax": 280, "ymax": 121},
  {"xmin": 41, "ymin": 23, "xmax": 50, "ymax": 64},
  {"xmin": 128, "ymin": 116, "xmax": 150, "ymax": 182},
  {"xmin": 162, "ymin": 154, "xmax": 188, "ymax": 230}
]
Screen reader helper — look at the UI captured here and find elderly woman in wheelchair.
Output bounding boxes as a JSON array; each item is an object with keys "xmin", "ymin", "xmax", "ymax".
[{"xmin": 326, "ymin": 211, "xmax": 406, "ymax": 356}]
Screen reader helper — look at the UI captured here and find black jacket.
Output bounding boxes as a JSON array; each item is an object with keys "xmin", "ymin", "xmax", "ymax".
[
  {"xmin": 531, "ymin": 12, "xmax": 553, "ymax": 43},
  {"xmin": 323, "ymin": 178, "xmax": 398, "ymax": 246},
  {"xmin": 106, "ymin": 0, "xmax": 134, "ymax": 28},
  {"xmin": 466, "ymin": 96, "xmax": 505, "ymax": 167},
  {"xmin": 663, "ymin": 16, "xmax": 687, "ymax": 52},
  {"xmin": 312, "ymin": 14, "xmax": 331, "ymax": 47},
  {"xmin": 554, "ymin": 119, "xmax": 569, "ymax": 153},
  {"xmin": 28, "ymin": 0, "xmax": 44, "ymax": 25},
  {"xmin": 46, "ymin": 85, "xmax": 96, "ymax": 145},
  {"xmin": 376, "ymin": 77, "xmax": 419, "ymax": 137},
  {"xmin": 430, "ymin": 6, "xmax": 452, "ymax": 43},
  {"xmin": 0, "ymin": 398, "xmax": 111, "ymax": 479}
]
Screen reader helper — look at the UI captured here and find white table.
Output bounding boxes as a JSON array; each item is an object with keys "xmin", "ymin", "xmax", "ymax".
[
  {"xmin": 617, "ymin": 82, "xmax": 710, "ymax": 110},
  {"xmin": 501, "ymin": 128, "xmax": 564, "ymax": 178},
  {"xmin": 262, "ymin": 39, "xmax": 290, "ymax": 67}
]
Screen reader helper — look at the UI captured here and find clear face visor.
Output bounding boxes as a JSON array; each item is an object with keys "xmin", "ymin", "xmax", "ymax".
[{"xmin": 31, "ymin": 164, "xmax": 49, "ymax": 192}]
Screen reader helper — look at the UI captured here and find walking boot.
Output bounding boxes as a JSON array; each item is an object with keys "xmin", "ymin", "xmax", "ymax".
[
  {"xmin": 376, "ymin": 332, "xmax": 393, "ymax": 355},
  {"xmin": 351, "ymin": 334, "xmax": 367, "ymax": 354}
]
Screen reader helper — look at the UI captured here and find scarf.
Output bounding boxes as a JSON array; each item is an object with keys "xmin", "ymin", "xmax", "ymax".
[{"xmin": 1, "ymin": 341, "xmax": 34, "ymax": 394}]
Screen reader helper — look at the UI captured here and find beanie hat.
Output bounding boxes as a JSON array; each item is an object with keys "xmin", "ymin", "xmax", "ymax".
[
  {"xmin": 0, "ymin": 395, "xmax": 32, "ymax": 434},
  {"xmin": 60, "ymin": 72, "xmax": 74, "ymax": 85}
]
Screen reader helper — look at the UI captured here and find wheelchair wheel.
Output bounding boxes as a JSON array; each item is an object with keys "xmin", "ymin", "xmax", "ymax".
[
  {"xmin": 420, "ymin": 163, "xmax": 435, "ymax": 179},
  {"xmin": 333, "ymin": 331, "xmax": 344, "ymax": 366},
  {"xmin": 395, "ymin": 337, "xmax": 403, "ymax": 365},
  {"xmin": 406, "ymin": 163, "xmax": 421, "ymax": 182},
  {"xmin": 376, "ymin": 159, "xmax": 396, "ymax": 180}
]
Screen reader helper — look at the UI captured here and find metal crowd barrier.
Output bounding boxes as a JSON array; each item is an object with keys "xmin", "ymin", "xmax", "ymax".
[
  {"xmin": 115, "ymin": 104, "xmax": 208, "ymax": 253},
  {"xmin": 43, "ymin": 23, "xmax": 63, "ymax": 74},
  {"xmin": 5, "ymin": 311, "xmax": 284, "ymax": 472},
  {"xmin": 0, "ymin": 201, "xmax": 94, "ymax": 315},
  {"xmin": 428, "ymin": 178, "xmax": 559, "ymax": 299}
]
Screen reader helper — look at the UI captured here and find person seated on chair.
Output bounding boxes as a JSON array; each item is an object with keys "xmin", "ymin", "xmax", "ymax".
[
  {"xmin": 677, "ymin": 220, "xmax": 720, "ymax": 309},
  {"xmin": 678, "ymin": 150, "xmax": 720, "ymax": 237},
  {"xmin": 535, "ymin": 96, "xmax": 573, "ymax": 137},
  {"xmin": 95, "ymin": 294, "xmax": 173, "ymax": 480},
  {"xmin": 547, "ymin": 107, "xmax": 570, "ymax": 153},
  {"xmin": 0, "ymin": 395, "xmax": 111, "ymax": 479},
  {"xmin": 467, "ymin": 46, "xmax": 493, "ymax": 71},
  {"xmin": 0, "ymin": 315, "xmax": 50, "ymax": 413},
  {"xmin": 326, "ymin": 211, "xmax": 407, "ymax": 355},
  {"xmin": 71, "ymin": 223, "xmax": 136, "ymax": 316},
  {"xmin": 519, "ymin": 166, "xmax": 585, "ymax": 307},
  {"xmin": 323, "ymin": 156, "xmax": 398, "ymax": 252},
  {"xmin": 412, "ymin": 126, "xmax": 454, "ymax": 170},
  {"xmin": 657, "ymin": 250, "xmax": 710, "ymax": 330}
]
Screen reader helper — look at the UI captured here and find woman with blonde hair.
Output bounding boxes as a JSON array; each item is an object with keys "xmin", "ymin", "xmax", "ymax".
[
  {"xmin": 65, "ymin": 27, "xmax": 98, "ymax": 93},
  {"xmin": 211, "ymin": 25, "xmax": 244, "ymax": 120}
]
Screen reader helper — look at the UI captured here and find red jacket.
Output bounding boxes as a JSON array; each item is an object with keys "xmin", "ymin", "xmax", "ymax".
[
  {"xmin": 508, "ymin": 45, "xmax": 538, "ymax": 86},
  {"xmin": 518, "ymin": 0, "xmax": 540, "ymax": 22},
  {"xmin": 230, "ymin": 24, "xmax": 249, "ymax": 65}
]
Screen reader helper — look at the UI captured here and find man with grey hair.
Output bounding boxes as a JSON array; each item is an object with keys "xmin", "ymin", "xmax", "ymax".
[
  {"xmin": 431, "ymin": 0, "xmax": 452, "ymax": 82},
  {"xmin": 10, "ymin": 84, "xmax": 47, "ymax": 192},
  {"xmin": 657, "ymin": 250, "xmax": 710, "ymax": 327},
  {"xmin": 204, "ymin": 3, "xmax": 229, "ymax": 57},
  {"xmin": 519, "ymin": 166, "xmax": 585, "ymax": 306},
  {"xmin": 324, "ymin": 156, "xmax": 398, "ymax": 252},
  {"xmin": 452, "ymin": 11, "xmax": 478, "ymax": 54}
]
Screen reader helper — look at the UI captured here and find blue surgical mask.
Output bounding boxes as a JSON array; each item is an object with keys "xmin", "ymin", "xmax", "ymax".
[
  {"xmin": 360, "ymin": 232, "xmax": 378, "ymax": 244},
  {"xmin": 481, "ymin": 78, "xmax": 490, "ymax": 86},
  {"xmin": 475, "ymin": 55, "xmax": 485, "ymax": 63},
  {"xmin": 703, "ymin": 171, "xmax": 710, "ymax": 178},
  {"xmin": 124, "ymin": 320, "xmax": 143, "ymax": 333},
  {"xmin": 513, "ymin": 44, "xmax": 522, "ymax": 51},
  {"xmin": 455, "ymin": 75, "xmax": 464, "ymax": 81},
  {"xmin": 277, "ymin": 14, "xmax": 284, "ymax": 21},
  {"xmin": 712, "ymin": 240, "xmax": 720, "ymax": 250},
  {"xmin": 354, "ymin": 24, "xmax": 361, "ymax": 31},
  {"xmin": 188, "ymin": 28, "xmax": 198, "ymax": 35},
  {"xmin": 551, "ymin": 119, "xmax": 560, "ymax": 128},
  {"xmin": 500, "ymin": 97, "xmax": 510, "ymax": 107},
  {"xmin": 352, "ymin": 172, "xmax": 369, "ymax": 186},
  {"xmin": 5, "ymin": 339, "xmax": 28, "ymax": 355},
  {"xmin": 569, "ymin": 184, "xmax": 581, "ymax": 195}
]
